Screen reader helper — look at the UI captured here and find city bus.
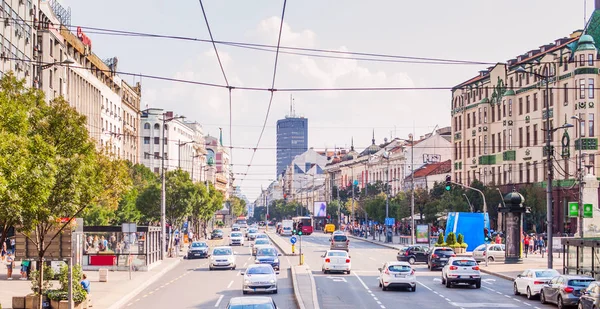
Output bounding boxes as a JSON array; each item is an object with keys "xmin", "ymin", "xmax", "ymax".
[
  {"xmin": 235, "ymin": 216, "xmax": 248, "ymax": 229},
  {"xmin": 292, "ymin": 216, "xmax": 313, "ymax": 235}
]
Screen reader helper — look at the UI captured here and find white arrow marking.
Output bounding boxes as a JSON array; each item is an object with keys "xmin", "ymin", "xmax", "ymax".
[
  {"xmin": 433, "ymin": 278, "xmax": 442, "ymax": 282},
  {"xmin": 483, "ymin": 279, "xmax": 496, "ymax": 283}
]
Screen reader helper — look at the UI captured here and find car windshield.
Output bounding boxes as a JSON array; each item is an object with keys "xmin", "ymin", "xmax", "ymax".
[
  {"xmin": 535, "ymin": 270, "xmax": 559, "ymax": 278},
  {"xmin": 229, "ymin": 304, "xmax": 275, "ymax": 309},
  {"xmin": 247, "ymin": 266, "xmax": 274, "ymax": 275},
  {"xmin": 213, "ymin": 230, "xmax": 222, "ymax": 233},
  {"xmin": 333, "ymin": 235, "xmax": 347, "ymax": 242},
  {"xmin": 452, "ymin": 260, "xmax": 477, "ymax": 267},
  {"xmin": 256, "ymin": 240, "xmax": 269, "ymax": 245},
  {"xmin": 327, "ymin": 251, "xmax": 348, "ymax": 257},
  {"xmin": 191, "ymin": 242, "xmax": 207, "ymax": 248},
  {"xmin": 475, "ymin": 245, "xmax": 486, "ymax": 251},
  {"xmin": 231, "ymin": 233, "xmax": 242, "ymax": 237},
  {"xmin": 213, "ymin": 248, "xmax": 232, "ymax": 256},
  {"xmin": 257, "ymin": 234, "xmax": 267, "ymax": 238},
  {"xmin": 257, "ymin": 248, "xmax": 277, "ymax": 256},
  {"xmin": 389, "ymin": 265, "xmax": 411, "ymax": 272},
  {"xmin": 249, "ymin": 229, "xmax": 258, "ymax": 233},
  {"xmin": 568, "ymin": 279, "xmax": 594, "ymax": 287},
  {"xmin": 283, "ymin": 227, "xmax": 291, "ymax": 230}
]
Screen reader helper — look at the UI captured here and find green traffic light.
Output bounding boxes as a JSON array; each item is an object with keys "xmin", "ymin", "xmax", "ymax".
[
  {"xmin": 445, "ymin": 185, "xmax": 451, "ymax": 191},
  {"xmin": 298, "ymin": 231, "xmax": 303, "ymax": 235}
]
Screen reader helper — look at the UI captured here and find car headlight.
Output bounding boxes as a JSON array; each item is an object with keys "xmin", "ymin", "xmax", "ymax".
[
  {"xmin": 244, "ymin": 279, "xmax": 251, "ymax": 285},
  {"xmin": 274, "ymin": 259, "xmax": 279, "ymax": 263},
  {"xmin": 270, "ymin": 279, "xmax": 276, "ymax": 284}
]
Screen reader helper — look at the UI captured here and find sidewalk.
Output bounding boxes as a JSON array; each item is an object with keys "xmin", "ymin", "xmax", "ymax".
[
  {"xmin": 347, "ymin": 233, "xmax": 412, "ymax": 250},
  {"xmin": 479, "ymin": 253, "xmax": 564, "ymax": 281},
  {"xmin": 0, "ymin": 249, "xmax": 186, "ymax": 309}
]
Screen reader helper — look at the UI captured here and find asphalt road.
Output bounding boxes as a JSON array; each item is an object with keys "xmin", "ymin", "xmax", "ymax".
[
  {"xmin": 126, "ymin": 229, "xmax": 296, "ymax": 309},
  {"xmin": 270, "ymin": 231, "xmax": 561, "ymax": 309}
]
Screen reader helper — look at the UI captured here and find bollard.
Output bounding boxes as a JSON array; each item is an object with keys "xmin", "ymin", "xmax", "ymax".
[
  {"xmin": 300, "ymin": 254, "xmax": 304, "ymax": 266},
  {"xmin": 291, "ymin": 244, "xmax": 295, "ymax": 254}
]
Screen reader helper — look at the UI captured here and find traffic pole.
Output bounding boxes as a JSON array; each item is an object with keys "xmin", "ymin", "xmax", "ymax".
[{"xmin": 299, "ymin": 235, "xmax": 304, "ymax": 265}]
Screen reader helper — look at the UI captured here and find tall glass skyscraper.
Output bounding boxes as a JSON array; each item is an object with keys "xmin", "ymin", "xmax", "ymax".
[{"xmin": 276, "ymin": 116, "xmax": 308, "ymax": 177}]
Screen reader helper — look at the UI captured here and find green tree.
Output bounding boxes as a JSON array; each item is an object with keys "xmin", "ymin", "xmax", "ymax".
[
  {"xmin": 229, "ymin": 196, "xmax": 247, "ymax": 218},
  {"xmin": 520, "ymin": 185, "xmax": 546, "ymax": 233},
  {"xmin": 165, "ymin": 169, "xmax": 195, "ymax": 229},
  {"xmin": 136, "ymin": 183, "xmax": 161, "ymax": 224}
]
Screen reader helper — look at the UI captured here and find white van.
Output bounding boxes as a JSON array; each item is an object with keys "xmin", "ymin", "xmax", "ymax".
[{"xmin": 281, "ymin": 220, "xmax": 293, "ymax": 236}]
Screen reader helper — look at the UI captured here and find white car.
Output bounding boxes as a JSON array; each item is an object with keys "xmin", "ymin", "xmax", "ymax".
[
  {"xmin": 321, "ymin": 250, "xmax": 351, "ymax": 274},
  {"xmin": 441, "ymin": 257, "xmax": 481, "ymax": 288},
  {"xmin": 241, "ymin": 264, "xmax": 279, "ymax": 294},
  {"xmin": 378, "ymin": 261, "xmax": 416, "ymax": 292},
  {"xmin": 209, "ymin": 246, "xmax": 236, "ymax": 270},
  {"xmin": 229, "ymin": 232, "xmax": 245, "ymax": 246},
  {"xmin": 513, "ymin": 268, "xmax": 560, "ymax": 299}
]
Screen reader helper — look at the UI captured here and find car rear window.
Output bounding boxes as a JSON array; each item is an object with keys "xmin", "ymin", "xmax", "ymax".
[
  {"xmin": 568, "ymin": 279, "xmax": 594, "ymax": 287},
  {"xmin": 333, "ymin": 235, "xmax": 347, "ymax": 242},
  {"xmin": 535, "ymin": 270, "xmax": 559, "ymax": 278},
  {"xmin": 328, "ymin": 251, "xmax": 348, "ymax": 257},
  {"xmin": 435, "ymin": 248, "xmax": 454, "ymax": 254},
  {"xmin": 452, "ymin": 260, "xmax": 477, "ymax": 266},
  {"xmin": 389, "ymin": 265, "xmax": 411, "ymax": 272}
]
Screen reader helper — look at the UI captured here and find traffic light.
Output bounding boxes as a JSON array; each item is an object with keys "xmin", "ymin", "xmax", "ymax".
[
  {"xmin": 293, "ymin": 229, "xmax": 297, "ymax": 235},
  {"xmin": 445, "ymin": 175, "xmax": 451, "ymax": 191},
  {"xmin": 483, "ymin": 227, "xmax": 490, "ymax": 242},
  {"xmin": 298, "ymin": 223, "xmax": 303, "ymax": 236}
]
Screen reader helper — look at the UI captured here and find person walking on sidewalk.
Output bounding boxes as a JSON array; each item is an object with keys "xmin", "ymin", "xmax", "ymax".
[
  {"xmin": 524, "ymin": 236, "xmax": 530, "ymax": 258},
  {"xmin": 19, "ymin": 259, "xmax": 29, "ymax": 280},
  {"xmin": 81, "ymin": 273, "xmax": 92, "ymax": 306},
  {"xmin": 537, "ymin": 236, "xmax": 546, "ymax": 257},
  {"xmin": 6, "ymin": 251, "xmax": 14, "ymax": 279}
]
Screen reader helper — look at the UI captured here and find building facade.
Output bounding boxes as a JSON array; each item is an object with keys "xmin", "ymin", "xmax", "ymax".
[
  {"xmin": 451, "ymin": 6, "xmax": 600, "ymax": 234},
  {"xmin": 205, "ymin": 132, "xmax": 233, "ymax": 199},
  {"xmin": 1, "ymin": 0, "xmax": 35, "ymax": 84},
  {"xmin": 276, "ymin": 115, "xmax": 308, "ymax": 177},
  {"xmin": 121, "ymin": 80, "xmax": 141, "ymax": 163},
  {"xmin": 281, "ymin": 148, "xmax": 328, "ymax": 208}
]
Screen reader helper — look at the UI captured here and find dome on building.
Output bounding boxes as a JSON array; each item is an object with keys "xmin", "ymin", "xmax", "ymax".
[
  {"xmin": 360, "ymin": 130, "xmax": 381, "ymax": 156},
  {"xmin": 331, "ymin": 156, "xmax": 342, "ymax": 164},
  {"xmin": 577, "ymin": 34, "xmax": 596, "ymax": 51},
  {"xmin": 343, "ymin": 138, "xmax": 359, "ymax": 161}
]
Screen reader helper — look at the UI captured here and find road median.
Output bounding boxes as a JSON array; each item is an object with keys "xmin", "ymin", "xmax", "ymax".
[{"xmin": 266, "ymin": 231, "xmax": 296, "ymax": 256}]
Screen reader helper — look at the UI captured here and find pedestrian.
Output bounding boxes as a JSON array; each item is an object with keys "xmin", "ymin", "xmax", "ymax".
[
  {"xmin": 524, "ymin": 236, "xmax": 530, "ymax": 257},
  {"xmin": 495, "ymin": 234, "xmax": 502, "ymax": 244},
  {"xmin": 81, "ymin": 273, "xmax": 91, "ymax": 305},
  {"xmin": 537, "ymin": 236, "xmax": 545, "ymax": 255},
  {"xmin": 6, "ymin": 251, "xmax": 14, "ymax": 280},
  {"xmin": 19, "ymin": 259, "xmax": 29, "ymax": 280}
]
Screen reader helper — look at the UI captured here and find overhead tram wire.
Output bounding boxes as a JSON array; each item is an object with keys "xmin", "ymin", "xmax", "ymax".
[
  {"xmin": 198, "ymin": 0, "xmax": 235, "ymax": 171},
  {"xmin": 239, "ymin": 0, "xmax": 288, "ymax": 187}
]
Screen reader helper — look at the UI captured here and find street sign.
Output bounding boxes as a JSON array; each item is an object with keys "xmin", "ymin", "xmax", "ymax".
[
  {"xmin": 584, "ymin": 204, "xmax": 593, "ymax": 218},
  {"xmin": 384, "ymin": 217, "xmax": 395, "ymax": 226},
  {"xmin": 290, "ymin": 236, "xmax": 297, "ymax": 244},
  {"xmin": 569, "ymin": 202, "xmax": 578, "ymax": 218}
]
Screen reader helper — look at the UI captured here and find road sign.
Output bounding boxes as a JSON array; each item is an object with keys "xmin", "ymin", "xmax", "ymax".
[
  {"xmin": 584, "ymin": 204, "xmax": 593, "ymax": 218},
  {"xmin": 290, "ymin": 236, "xmax": 297, "ymax": 244},
  {"xmin": 569, "ymin": 202, "xmax": 578, "ymax": 218},
  {"xmin": 384, "ymin": 217, "xmax": 395, "ymax": 226}
]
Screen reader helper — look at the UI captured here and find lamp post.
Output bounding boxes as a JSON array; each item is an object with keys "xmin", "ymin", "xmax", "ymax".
[
  {"xmin": 572, "ymin": 115, "xmax": 585, "ymax": 239},
  {"xmin": 516, "ymin": 66, "xmax": 573, "ymax": 269},
  {"xmin": 463, "ymin": 194, "xmax": 474, "ymax": 212}
]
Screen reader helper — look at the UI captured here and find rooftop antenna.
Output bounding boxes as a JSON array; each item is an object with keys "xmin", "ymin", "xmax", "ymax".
[
  {"xmin": 289, "ymin": 94, "xmax": 293, "ymax": 117},
  {"xmin": 585, "ymin": 0, "xmax": 588, "ymax": 28}
]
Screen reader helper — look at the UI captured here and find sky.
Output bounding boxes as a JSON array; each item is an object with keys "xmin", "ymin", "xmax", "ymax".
[{"xmin": 58, "ymin": 0, "xmax": 590, "ymax": 200}]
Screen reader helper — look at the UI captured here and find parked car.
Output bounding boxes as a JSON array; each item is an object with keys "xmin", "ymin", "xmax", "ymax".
[
  {"xmin": 472, "ymin": 244, "xmax": 505, "ymax": 263},
  {"xmin": 226, "ymin": 296, "xmax": 278, "ymax": 309},
  {"xmin": 321, "ymin": 250, "xmax": 351, "ymax": 274},
  {"xmin": 187, "ymin": 241, "xmax": 209, "ymax": 259},
  {"xmin": 254, "ymin": 246, "xmax": 282, "ymax": 271},
  {"xmin": 428, "ymin": 247, "xmax": 455, "ymax": 270},
  {"xmin": 330, "ymin": 233, "xmax": 349, "ymax": 252},
  {"xmin": 378, "ymin": 261, "xmax": 416, "ymax": 292},
  {"xmin": 578, "ymin": 280, "xmax": 600, "ymax": 309},
  {"xmin": 241, "ymin": 264, "xmax": 279, "ymax": 294},
  {"xmin": 211, "ymin": 229, "xmax": 223, "ymax": 239},
  {"xmin": 513, "ymin": 268, "xmax": 560, "ymax": 299},
  {"xmin": 209, "ymin": 246, "xmax": 236, "ymax": 270},
  {"xmin": 441, "ymin": 257, "xmax": 481, "ymax": 288},
  {"xmin": 540, "ymin": 275, "xmax": 594, "ymax": 308},
  {"xmin": 397, "ymin": 245, "xmax": 430, "ymax": 264},
  {"xmin": 229, "ymin": 232, "xmax": 245, "ymax": 246}
]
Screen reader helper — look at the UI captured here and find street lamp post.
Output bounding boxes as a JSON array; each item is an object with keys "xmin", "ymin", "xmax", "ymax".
[
  {"xmin": 177, "ymin": 140, "xmax": 196, "ymax": 169},
  {"xmin": 463, "ymin": 194, "xmax": 474, "ymax": 212},
  {"xmin": 572, "ymin": 115, "xmax": 585, "ymax": 239},
  {"xmin": 516, "ymin": 66, "xmax": 573, "ymax": 269}
]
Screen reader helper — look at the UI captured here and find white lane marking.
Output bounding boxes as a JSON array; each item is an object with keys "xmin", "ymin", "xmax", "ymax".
[
  {"xmin": 353, "ymin": 272, "xmax": 369, "ymax": 290},
  {"xmin": 227, "ymin": 280, "xmax": 234, "ymax": 288},
  {"xmin": 353, "ymin": 272, "xmax": 386, "ymax": 309},
  {"xmin": 417, "ymin": 281, "xmax": 432, "ymax": 291},
  {"xmin": 369, "ymin": 257, "xmax": 377, "ymax": 261},
  {"xmin": 214, "ymin": 295, "xmax": 224, "ymax": 307}
]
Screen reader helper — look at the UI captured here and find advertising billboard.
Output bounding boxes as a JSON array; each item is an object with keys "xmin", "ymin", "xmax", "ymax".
[
  {"xmin": 313, "ymin": 201, "xmax": 327, "ymax": 217},
  {"xmin": 416, "ymin": 224, "xmax": 430, "ymax": 244}
]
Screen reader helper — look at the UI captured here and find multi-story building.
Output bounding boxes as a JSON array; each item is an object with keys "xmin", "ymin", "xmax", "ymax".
[
  {"xmin": 0, "ymin": 0, "xmax": 35, "ymax": 84},
  {"xmin": 281, "ymin": 148, "xmax": 328, "ymax": 208},
  {"xmin": 276, "ymin": 112, "xmax": 308, "ymax": 177},
  {"xmin": 205, "ymin": 131, "xmax": 233, "ymax": 199},
  {"xmin": 121, "ymin": 80, "xmax": 141, "ymax": 163},
  {"xmin": 451, "ymin": 5, "xmax": 600, "ymax": 234}
]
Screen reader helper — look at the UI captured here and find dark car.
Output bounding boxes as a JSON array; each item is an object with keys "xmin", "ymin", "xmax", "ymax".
[
  {"xmin": 578, "ymin": 280, "xmax": 600, "ymax": 309},
  {"xmin": 211, "ymin": 229, "xmax": 224, "ymax": 239},
  {"xmin": 187, "ymin": 241, "xmax": 209, "ymax": 259},
  {"xmin": 255, "ymin": 246, "xmax": 282, "ymax": 270},
  {"xmin": 397, "ymin": 245, "xmax": 430, "ymax": 264},
  {"xmin": 541, "ymin": 275, "xmax": 594, "ymax": 308},
  {"xmin": 427, "ymin": 247, "xmax": 455, "ymax": 270},
  {"xmin": 227, "ymin": 296, "xmax": 277, "ymax": 309}
]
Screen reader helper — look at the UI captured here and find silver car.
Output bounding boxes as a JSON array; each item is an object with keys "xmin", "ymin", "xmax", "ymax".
[
  {"xmin": 241, "ymin": 264, "xmax": 279, "ymax": 294},
  {"xmin": 472, "ymin": 244, "xmax": 505, "ymax": 262}
]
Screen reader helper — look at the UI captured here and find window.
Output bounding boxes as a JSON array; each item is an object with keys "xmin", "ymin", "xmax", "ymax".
[
  {"xmin": 564, "ymin": 83, "xmax": 569, "ymax": 104},
  {"xmin": 503, "ymin": 130, "xmax": 506, "ymax": 150},
  {"xmin": 484, "ymin": 135, "xmax": 488, "ymax": 154},
  {"xmin": 144, "ymin": 137, "xmax": 150, "ymax": 144},
  {"xmin": 550, "ymin": 89, "xmax": 554, "ymax": 106},
  {"xmin": 580, "ymin": 113, "xmax": 586, "ymax": 137},
  {"xmin": 491, "ymin": 105, "xmax": 495, "ymax": 122},
  {"xmin": 580, "ymin": 79, "xmax": 586, "ymax": 99},
  {"xmin": 509, "ymin": 129, "xmax": 513, "ymax": 149},
  {"xmin": 454, "ymin": 117, "xmax": 458, "ymax": 131},
  {"xmin": 526, "ymin": 162, "xmax": 531, "ymax": 183},
  {"xmin": 454, "ymin": 143, "xmax": 458, "ymax": 160},
  {"xmin": 533, "ymin": 124, "xmax": 538, "ymax": 145},
  {"xmin": 519, "ymin": 163, "xmax": 523, "ymax": 183},
  {"xmin": 484, "ymin": 107, "xmax": 487, "ymax": 123},
  {"xmin": 534, "ymin": 162, "xmax": 538, "ymax": 182},
  {"xmin": 508, "ymin": 99, "xmax": 512, "ymax": 117},
  {"xmin": 503, "ymin": 101, "xmax": 506, "ymax": 117},
  {"xmin": 48, "ymin": 70, "xmax": 53, "ymax": 89},
  {"xmin": 519, "ymin": 127, "xmax": 523, "ymax": 148},
  {"xmin": 518, "ymin": 98, "xmax": 523, "ymax": 115},
  {"xmin": 564, "ymin": 56, "xmax": 569, "ymax": 71},
  {"xmin": 590, "ymin": 155, "xmax": 596, "ymax": 173},
  {"xmin": 580, "ymin": 54, "xmax": 585, "ymax": 66},
  {"xmin": 459, "ymin": 116, "xmax": 462, "ymax": 130},
  {"xmin": 526, "ymin": 126, "xmax": 530, "ymax": 147},
  {"xmin": 497, "ymin": 133, "xmax": 501, "ymax": 153},
  {"xmin": 497, "ymin": 104, "xmax": 501, "ymax": 120},
  {"xmin": 526, "ymin": 96, "xmax": 530, "ymax": 113},
  {"xmin": 479, "ymin": 136, "xmax": 482, "ymax": 155},
  {"xmin": 543, "ymin": 90, "xmax": 548, "ymax": 108},
  {"xmin": 589, "ymin": 113, "xmax": 595, "ymax": 137},
  {"xmin": 467, "ymin": 114, "xmax": 470, "ymax": 128},
  {"xmin": 144, "ymin": 123, "xmax": 150, "ymax": 129},
  {"xmin": 491, "ymin": 135, "xmax": 495, "ymax": 153},
  {"xmin": 478, "ymin": 108, "xmax": 481, "ymax": 124},
  {"xmin": 49, "ymin": 38, "xmax": 53, "ymax": 57},
  {"xmin": 533, "ymin": 93, "xmax": 538, "ymax": 111},
  {"xmin": 154, "ymin": 137, "xmax": 159, "ymax": 144},
  {"xmin": 154, "ymin": 123, "xmax": 160, "ymax": 130},
  {"xmin": 590, "ymin": 54, "xmax": 595, "ymax": 66},
  {"xmin": 472, "ymin": 138, "xmax": 476, "ymax": 157},
  {"xmin": 589, "ymin": 78, "xmax": 594, "ymax": 99},
  {"xmin": 467, "ymin": 140, "xmax": 470, "ymax": 158}
]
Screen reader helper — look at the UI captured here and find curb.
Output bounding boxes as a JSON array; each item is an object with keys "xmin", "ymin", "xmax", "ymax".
[
  {"xmin": 480, "ymin": 268, "xmax": 515, "ymax": 281},
  {"xmin": 290, "ymin": 266, "xmax": 306, "ymax": 309},
  {"xmin": 267, "ymin": 233, "xmax": 295, "ymax": 256},
  {"xmin": 348, "ymin": 235, "xmax": 402, "ymax": 251},
  {"xmin": 107, "ymin": 258, "xmax": 182, "ymax": 309},
  {"xmin": 308, "ymin": 267, "xmax": 320, "ymax": 309}
]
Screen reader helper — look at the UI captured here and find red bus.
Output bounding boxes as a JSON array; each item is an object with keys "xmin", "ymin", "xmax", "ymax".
[
  {"xmin": 235, "ymin": 216, "xmax": 248, "ymax": 228},
  {"xmin": 292, "ymin": 216, "xmax": 313, "ymax": 235}
]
